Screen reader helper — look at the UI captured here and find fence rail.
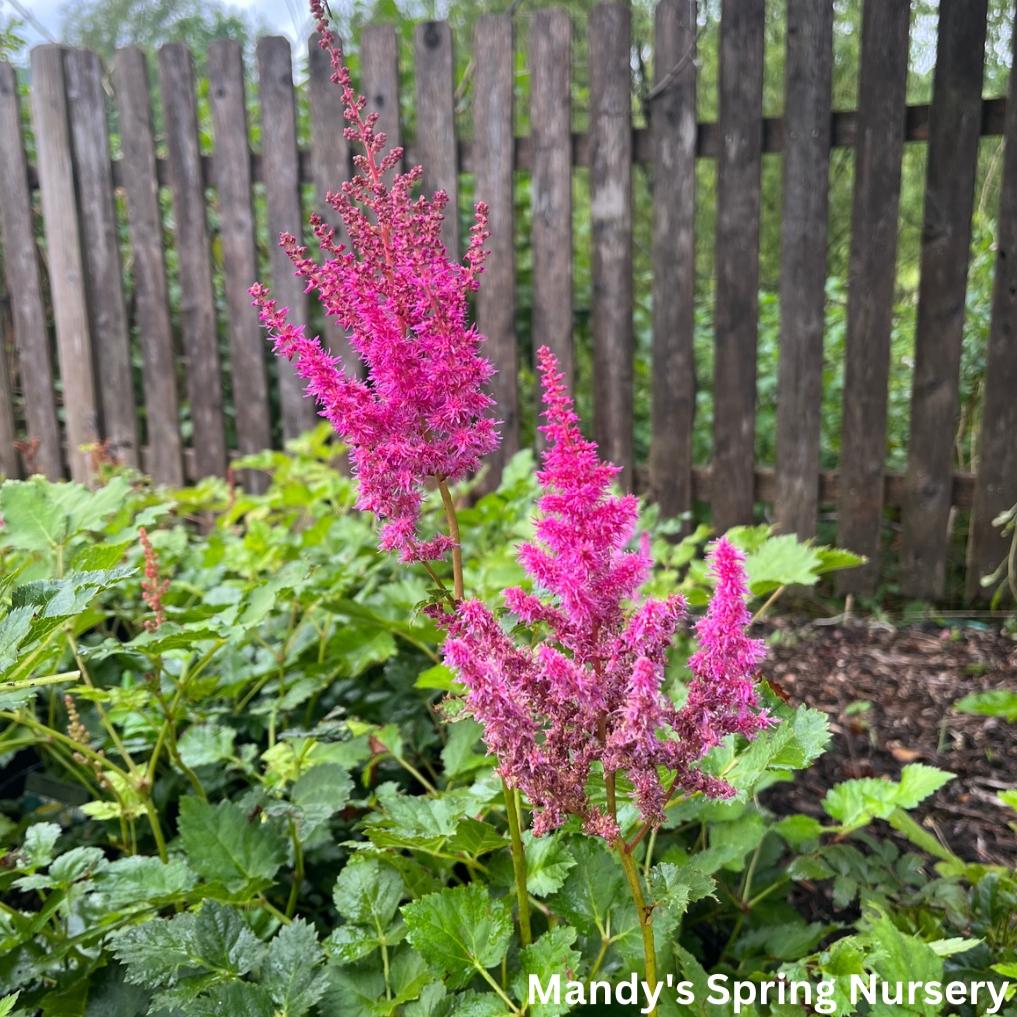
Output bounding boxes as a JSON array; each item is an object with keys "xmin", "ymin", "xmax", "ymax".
[{"xmin": 0, "ymin": 0, "xmax": 1015, "ymax": 603}]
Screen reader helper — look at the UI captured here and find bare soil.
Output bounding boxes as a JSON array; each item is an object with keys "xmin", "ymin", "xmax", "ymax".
[{"xmin": 756, "ymin": 619, "xmax": 1017, "ymax": 866}]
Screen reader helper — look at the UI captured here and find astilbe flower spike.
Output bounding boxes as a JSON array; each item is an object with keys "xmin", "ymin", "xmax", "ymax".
[
  {"xmin": 250, "ymin": 0, "xmax": 498, "ymax": 564},
  {"xmin": 139, "ymin": 527, "xmax": 169, "ymax": 632},
  {"xmin": 444, "ymin": 346, "xmax": 773, "ymax": 841}
]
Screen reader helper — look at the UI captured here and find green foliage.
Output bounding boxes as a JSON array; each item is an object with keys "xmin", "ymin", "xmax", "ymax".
[
  {"xmin": 0, "ymin": 445, "xmax": 1010, "ymax": 1016},
  {"xmin": 954, "ymin": 689, "xmax": 1017, "ymax": 723}
]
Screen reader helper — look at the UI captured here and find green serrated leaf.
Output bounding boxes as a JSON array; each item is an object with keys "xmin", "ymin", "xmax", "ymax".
[
  {"xmin": 647, "ymin": 863, "xmax": 716, "ymax": 915},
  {"xmin": 772, "ymin": 814, "xmax": 825, "ymax": 845},
  {"xmin": 324, "ymin": 924, "xmax": 379, "ymax": 964},
  {"xmin": 262, "ymin": 918, "xmax": 327, "ymax": 1017},
  {"xmin": 546, "ymin": 839, "xmax": 623, "ymax": 936},
  {"xmin": 177, "ymin": 798, "xmax": 286, "ymax": 893},
  {"xmin": 745, "ymin": 535, "xmax": 822, "ymax": 594},
  {"xmin": 109, "ymin": 913, "xmax": 196, "ymax": 986},
  {"xmin": 895, "ymin": 764, "xmax": 955, "ymax": 808},
  {"xmin": 403, "ymin": 883, "xmax": 512, "ymax": 990},
  {"xmin": 291, "ymin": 762, "xmax": 353, "ymax": 830},
  {"xmin": 415, "ymin": 663, "xmax": 464, "ymax": 693},
  {"xmin": 447, "ymin": 817, "xmax": 506, "ymax": 858},
  {"xmin": 0, "ymin": 479, "xmax": 67, "ymax": 551},
  {"xmin": 441, "ymin": 719, "xmax": 489, "ymax": 778},
  {"xmin": 177, "ymin": 725, "xmax": 237, "ymax": 768},
  {"xmin": 49, "ymin": 846, "xmax": 107, "ymax": 886},
  {"xmin": 521, "ymin": 833, "xmax": 576, "ymax": 898},
  {"xmin": 333, "ymin": 856, "xmax": 404, "ymax": 929},
  {"xmin": 95, "ymin": 856, "xmax": 196, "ymax": 909},
  {"xmin": 190, "ymin": 900, "xmax": 263, "ymax": 976},
  {"xmin": 321, "ymin": 966, "xmax": 386, "ymax": 1017},
  {"xmin": 512, "ymin": 928, "xmax": 581, "ymax": 1017},
  {"xmin": 186, "ymin": 980, "xmax": 276, "ymax": 1017}
]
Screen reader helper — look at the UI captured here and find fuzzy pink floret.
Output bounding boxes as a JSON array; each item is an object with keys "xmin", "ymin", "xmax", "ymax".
[
  {"xmin": 444, "ymin": 350, "xmax": 772, "ymax": 840},
  {"xmin": 250, "ymin": 2, "xmax": 498, "ymax": 563}
]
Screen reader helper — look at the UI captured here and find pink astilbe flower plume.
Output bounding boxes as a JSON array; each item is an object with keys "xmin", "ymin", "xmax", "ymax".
[
  {"xmin": 250, "ymin": 0, "xmax": 498, "ymax": 563},
  {"xmin": 445, "ymin": 347, "xmax": 772, "ymax": 840}
]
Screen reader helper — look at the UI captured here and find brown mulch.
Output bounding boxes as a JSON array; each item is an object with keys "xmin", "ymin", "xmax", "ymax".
[{"xmin": 756, "ymin": 619, "xmax": 1017, "ymax": 867}]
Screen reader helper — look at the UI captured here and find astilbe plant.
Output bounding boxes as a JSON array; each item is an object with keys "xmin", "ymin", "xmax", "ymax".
[
  {"xmin": 250, "ymin": 0, "xmax": 498, "ymax": 587},
  {"xmin": 252, "ymin": 4, "xmax": 772, "ymax": 1011},
  {"xmin": 442, "ymin": 348, "xmax": 773, "ymax": 999}
]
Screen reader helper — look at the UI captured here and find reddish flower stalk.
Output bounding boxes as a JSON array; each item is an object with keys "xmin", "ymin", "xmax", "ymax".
[
  {"xmin": 250, "ymin": 0, "xmax": 498, "ymax": 565},
  {"xmin": 444, "ymin": 347, "xmax": 773, "ymax": 842},
  {"xmin": 139, "ymin": 527, "xmax": 169, "ymax": 632}
]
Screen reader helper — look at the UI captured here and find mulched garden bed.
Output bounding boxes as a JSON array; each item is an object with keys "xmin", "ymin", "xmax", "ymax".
[{"xmin": 756, "ymin": 618, "xmax": 1017, "ymax": 867}]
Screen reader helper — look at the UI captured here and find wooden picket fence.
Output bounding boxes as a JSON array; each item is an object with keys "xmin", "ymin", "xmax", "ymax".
[{"xmin": 0, "ymin": 0, "xmax": 1015, "ymax": 603}]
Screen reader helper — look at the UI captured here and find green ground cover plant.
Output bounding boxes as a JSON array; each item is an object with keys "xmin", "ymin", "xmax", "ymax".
[{"xmin": 0, "ymin": 438, "xmax": 1013, "ymax": 1017}]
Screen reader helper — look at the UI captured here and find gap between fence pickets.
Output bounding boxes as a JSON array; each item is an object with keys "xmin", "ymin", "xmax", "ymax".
[{"xmin": 17, "ymin": 96, "xmax": 1010, "ymax": 194}]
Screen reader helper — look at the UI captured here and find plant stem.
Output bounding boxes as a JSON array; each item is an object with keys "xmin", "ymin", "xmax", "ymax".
[
  {"xmin": 503, "ymin": 780, "xmax": 531, "ymax": 947},
  {"xmin": 67, "ymin": 633, "xmax": 140, "ymax": 777},
  {"xmin": 436, "ymin": 477, "xmax": 464, "ymax": 601},
  {"xmin": 750, "ymin": 585, "xmax": 785, "ymax": 626},
  {"xmin": 285, "ymin": 819, "xmax": 305, "ymax": 920},
  {"xmin": 615, "ymin": 836, "xmax": 657, "ymax": 1016},
  {"xmin": 476, "ymin": 964, "xmax": 521, "ymax": 1015},
  {"xmin": 0, "ymin": 670, "xmax": 80, "ymax": 693},
  {"xmin": 143, "ymin": 800, "xmax": 169, "ymax": 863}
]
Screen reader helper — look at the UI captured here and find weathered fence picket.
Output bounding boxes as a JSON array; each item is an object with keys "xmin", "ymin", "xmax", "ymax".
[
  {"xmin": 900, "ymin": 0, "xmax": 990, "ymax": 600},
  {"xmin": 0, "ymin": 60, "xmax": 61, "ymax": 480},
  {"xmin": 65, "ymin": 48, "xmax": 139, "ymax": 468},
  {"xmin": 114, "ymin": 47, "xmax": 184, "ymax": 488},
  {"xmin": 649, "ymin": 0, "xmax": 697, "ymax": 525},
  {"xmin": 712, "ymin": 0, "xmax": 765, "ymax": 534},
  {"xmin": 836, "ymin": 0, "xmax": 911, "ymax": 596},
  {"xmin": 30, "ymin": 45, "xmax": 100, "ymax": 484},
  {"xmin": 306, "ymin": 34, "xmax": 357, "ymax": 376},
  {"xmin": 530, "ymin": 8, "xmax": 574, "ymax": 399},
  {"xmin": 968, "ymin": 12, "xmax": 1017, "ymax": 602},
  {"xmin": 259, "ymin": 35, "xmax": 318, "ymax": 442},
  {"xmin": 473, "ymin": 14, "xmax": 518, "ymax": 487},
  {"xmin": 0, "ymin": 0, "xmax": 1014, "ymax": 602},
  {"xmin": 158, "ymin": 42, "xmax": 228, "ymax": 480},
  {"xmin": 590, "ymin": 2, "xmax": 634, "ymax": 492},
  {"xmin": 774, "ymin": 0, "xmax": 833, "ymax": 543},
  {"xmin": 208, "ymin": 39, "xmax": 270, "ymax": 492}
]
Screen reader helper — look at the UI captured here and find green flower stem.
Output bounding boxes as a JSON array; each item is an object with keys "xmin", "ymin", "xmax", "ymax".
[
  {"xmin": 609, "ymin": 766, "xmax": 657, "ymax": 1017},
  {"xmin": 143, "ymin": 799, "xmax": 168, "ymax": 863},
  {"xmin": 436, "ymin": 477, "xmax": 464, "ymax": 601},
  {"xmin": 0, "ymin": 711, "xmax": 130, "ymax": 779},
  {"xmin": 66, "ymin": 632, "xmax": 140, "ymax": 778},
  {"xmin": 615, "ymin": 836, "xmax": 658, "ymax": 1017},
  {"xmin": 285, "ymin": 818, "xmax": 305, "ymax": 920},
  {"xmin": 503, "ymin": 780, "xmax": 532, "ymax": 947},
  {"xmin": 0, "ymin": 670, "xmax": 80, "ymax": 693}
]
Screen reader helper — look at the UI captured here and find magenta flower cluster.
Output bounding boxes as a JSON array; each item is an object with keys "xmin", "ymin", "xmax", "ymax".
[
  {"xmin": 444, "ymin": 347, "xmax": 773, "ymax": 840},
  {"xmin": 250, "ymin": 0, "xmax": 498, "ymax": 563}
]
